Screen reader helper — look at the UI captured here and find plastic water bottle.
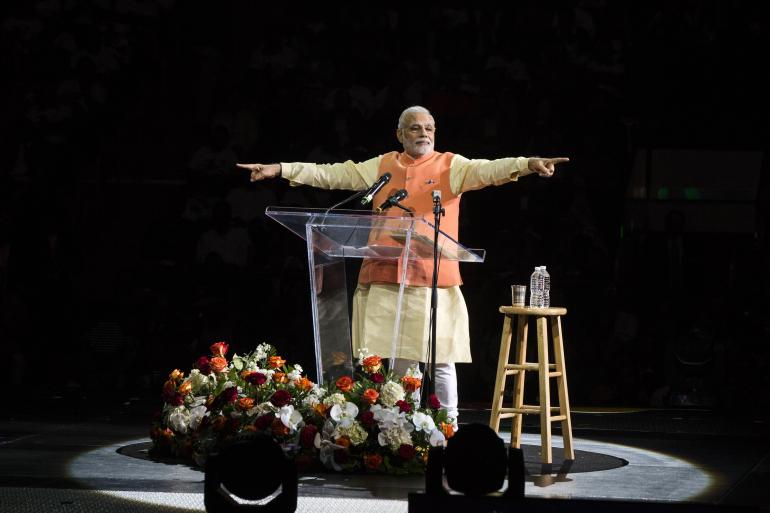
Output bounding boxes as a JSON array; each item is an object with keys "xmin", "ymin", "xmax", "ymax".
[
  {"xmin": 541, "ymin": 266, "xmax": 551, "ymax": 308},
  {"xmin": 529, "ymin": 266, "xmax": 544, "ymax": 308}
]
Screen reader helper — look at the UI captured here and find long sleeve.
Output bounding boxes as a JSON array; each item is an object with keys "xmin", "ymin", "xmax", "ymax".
[
  {"xmin": 448, "ymin": 154, "xmax": 530, "ymax": 195},
  {"xmin": 280, "ymin": 157, "xmax": 382, "ymax": 191}
]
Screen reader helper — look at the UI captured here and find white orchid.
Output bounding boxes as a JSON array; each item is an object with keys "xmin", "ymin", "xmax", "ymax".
[
  {"xmin": 167, "ymin": 408, "xmax": 190, "ymax": 434},
  {"xmin": 411, "ymin": 411, "xmax": 436, "ymax": 433},
  {"xmin": 279, "ymin": 405, "xmax": 303, "ymax": 432},
  {"xmin": 330, "ymin": 402, "xmax": 359, "ymax": 428},
  {"xmin": 429, "ymin": 428, "xmax": 446, "ymax": 447}
]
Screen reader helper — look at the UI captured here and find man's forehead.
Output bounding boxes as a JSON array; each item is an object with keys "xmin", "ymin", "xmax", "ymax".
[{"xmin": 405, "ymin": 113, "xmax": 435, "ymax": 126}]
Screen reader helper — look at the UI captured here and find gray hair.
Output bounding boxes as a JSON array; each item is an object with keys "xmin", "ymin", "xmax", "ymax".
[{"xmin": 397, "ymin": 106, "xmax": 433, "ymax": 129}]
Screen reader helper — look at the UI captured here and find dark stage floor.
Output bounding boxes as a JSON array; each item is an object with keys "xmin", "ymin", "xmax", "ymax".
[{"xmin": 1, "ymin": 400, "xmax": 768, "ymax": 513}]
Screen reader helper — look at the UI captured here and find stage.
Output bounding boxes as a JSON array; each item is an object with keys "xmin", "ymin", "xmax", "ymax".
[{"xmin": 1, "ymin": 404, "xmax": 767, "ymax": 513}]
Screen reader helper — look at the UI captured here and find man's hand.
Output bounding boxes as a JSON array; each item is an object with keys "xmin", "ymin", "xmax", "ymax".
[
  {"xmin": 526, "ymin": 157, "xmax": 569, "ymax": 177},
  {"xmin": 236, "ymin": 163, "xmax": 281, "ymax": 182}
]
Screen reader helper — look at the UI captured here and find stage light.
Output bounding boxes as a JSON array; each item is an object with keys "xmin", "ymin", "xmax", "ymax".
[
  {"xmin": 445, "ymin": 423, "xmax": 511, "ymax": 495},
  {"xmin": 204, "ymin": 432, "xmax": 297, "ymax": 513},
  {"xmin": 412, "ymin": 423, "xmax": 526, "ymax": 512}
]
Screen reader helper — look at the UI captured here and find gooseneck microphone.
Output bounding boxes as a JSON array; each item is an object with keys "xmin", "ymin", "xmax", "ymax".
[
  {"xmin": 360, "ymin": 172, "xmax": 392, "ymax": 205},
  {"xmin": 376, "ymin": 189, "xmax": 408, "ymax": 212}
]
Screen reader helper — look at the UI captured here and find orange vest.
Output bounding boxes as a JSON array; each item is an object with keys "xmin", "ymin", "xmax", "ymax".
[{"xmin": 358, "ymin": 151, "xmax": 462, "ymax": 287}]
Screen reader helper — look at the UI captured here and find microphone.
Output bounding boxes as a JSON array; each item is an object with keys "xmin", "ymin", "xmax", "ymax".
[
  {"xmin": 432, "ymin": 189, "xmax": 444, "ymax": 216},
  {"xmin": 376, "ymin": 189, "xmax": 408, "ymax": 212},
  {"xmin": 360, "ymin": 172, "xmax": 392, "ymax": 205}
]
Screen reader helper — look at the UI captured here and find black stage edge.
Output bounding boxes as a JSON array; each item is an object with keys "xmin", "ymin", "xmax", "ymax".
[{"xmin": 408, "ymin": 494, "xmax": 765, "ymax": 513}]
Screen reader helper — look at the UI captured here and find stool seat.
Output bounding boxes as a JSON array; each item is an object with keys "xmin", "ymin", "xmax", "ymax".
[
  {"xmin": 499, "ymin": 306, "xmax": 567, "ymax": 316},
  {"xmin": 489, "ymin": 305, "xmax": 575, "ymax": 464}
]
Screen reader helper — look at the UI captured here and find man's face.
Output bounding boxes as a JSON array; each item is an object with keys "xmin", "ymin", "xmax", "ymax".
[{"xmin": 397, "ymin": 112, "xmax": 435, "ymax": 159}]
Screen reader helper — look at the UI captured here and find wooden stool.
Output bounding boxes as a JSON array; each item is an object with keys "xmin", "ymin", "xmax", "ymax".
[{"xmin": 489, "ymin": 306, "xmax": 575, "ymax": 464}]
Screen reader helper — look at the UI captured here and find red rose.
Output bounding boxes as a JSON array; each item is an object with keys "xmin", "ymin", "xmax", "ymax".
[
  {"xmin": 333, "ymin": 448, "xmax": 349, "ymax": 464},
  {"xmin": 300, "ymin": 424, "xmax": 318, "ymax": 448},
  {"xmin": 220, "ymin": 386, "xmax": 238, "ymax": 404},
  {"xmin": 270, "ymin": 389, "xmax": 292, "ymax": 407},
  {"xmin": 161, "ymin": 380, "xmax": 177, "ymax": 402},
  {"xmin": 255, "ymin": 414, "xmax": 274, "ymax": 430},
  {"xmin": 398, "ymin": 444, "xmax": 416, "ymax": 460},
  {"xmin": 210, "ymin": 341, "xmax": 229, "ymax": 357},
  {"xmin": 359, "ymin": 410, "xmax": 375, "ymax": 428},
  {"xmin": 245, "ymin": 372, "xmax": 267, "ymax": 386},
  {"xmin": 396, "ymin": 400, "xmax": 412, "ymax": 413},
  {"xmin": 195, "ymin": 356, "xmax": 212, "ymax": 375},
  {"xmin": 371, "ymin": 373, "xmax": 384, "ymax": 384},
  {"xmin": 295, "ymin": 451, "xmax": 315, "ymax": 472},
  {"xmin": 169, "ymin": 392, "xmax": 184, "ymax": 406},
  {"xmin": 428, "ymin": 394, "xmax": 441, "ymax": 409}
]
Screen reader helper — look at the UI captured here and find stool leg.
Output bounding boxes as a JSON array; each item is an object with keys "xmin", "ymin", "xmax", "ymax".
[
  {"xmin": 490, "ymin": 315, "xmax": 513, "ymax": 434},
  {"xmin": 537, "ymin": 316, "xmax": 552, "ymax": 464},
  {"xmin": 511, "ymin": 314, "xmax": 528, "ymax": 449},
  {"xmin": 552, "ymin": 316, "xmax": 574, "ymax": 460}
]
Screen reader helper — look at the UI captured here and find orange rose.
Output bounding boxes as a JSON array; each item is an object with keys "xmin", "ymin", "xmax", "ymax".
[
  {"xmin": 363, "ymin": 453, "xmax": 383, "ymax": 470},
  {"xmin": 271, "ymin": 418, "xmax": 289, "ymax": 437},
  {"xmin": 335, "ymin": 436, "xmax": 351, "ymax": 448},
  {"xmin": 169, "ymin": 369, "xmax": 184, "ymax": 382},
  {"xmin": 162, "ymin": 379, "xmax": 177, "ymax": 397},
  {"xmin": 336, "ymin": 376, "xmax": 354, "ymax": 393},
  {"xmin": 210, "ymin": 341, "xmax": 229, "ymax": 357},
  {"xmin": 151, "ymin": 426, "xmax": 173, "ymax": 443},
  {"xmin": 295, "ymin": 377, "xmax": 313, "ymax": 391},
  {"xmin": 401, "ymin": 376, "xmax": 422, "ymax": 393},
  {"xmin": 363, "ymin": 388, "xmax": 379, "ymax": 404},
  {"xmin": 362, "ymin": 355, "xmax": 382, "ymax": 373},
  {"xmin": 268, "ymin": 356, "xmax": 286, "ymax": 369},
  {"xmin": 440, "ymin": 421, "xmax": 455, "ymax": 439},
  {"xmin": 313, "ymin": 403, "xmax": 328, "ymax": 417},
  {"xmin": 242, "ymin": 424, "xmax": 257, "ymax": 433},
  {"xmin": 236, "ymin": 397, "xmax": 255, "ymax": 411},
  {"xmin": 211, "ymin": 416, "xmax": 228, "ymax": 432},
  {"xmin": 210, "ymin": 356, "xmax": 228, "ymax": 373},
  {"xmin": 272, "ymin": 371, "xmax": 287, "ymax": 384},
  {"xmin": 178, "ymin": 380, "xmax": 192, "ymax": 396}
]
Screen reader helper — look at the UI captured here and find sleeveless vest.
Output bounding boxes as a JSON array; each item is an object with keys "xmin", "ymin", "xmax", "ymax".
[{"xmin": 358, "ymin": 151, "xmax": 462, "ymax": 287}]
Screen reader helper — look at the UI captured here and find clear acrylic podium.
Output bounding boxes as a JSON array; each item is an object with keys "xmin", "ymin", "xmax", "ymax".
[{"xmin": 266, "ymin": 206, "xmax": 485, "ymax": 384}]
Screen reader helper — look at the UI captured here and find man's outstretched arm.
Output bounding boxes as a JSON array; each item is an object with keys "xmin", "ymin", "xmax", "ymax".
[
  {"xmin": 237, "ymin": 158, "xmax": 381, "ymax": 190},
  {"xmin": 450, "ymin": 156, "xmax": 569, "ymax": 194}
]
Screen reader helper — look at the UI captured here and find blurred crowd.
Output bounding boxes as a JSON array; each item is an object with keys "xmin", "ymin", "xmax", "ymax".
[{"xmin": 1, "ymin": 2, "xmax": 768, "ymax": 414}]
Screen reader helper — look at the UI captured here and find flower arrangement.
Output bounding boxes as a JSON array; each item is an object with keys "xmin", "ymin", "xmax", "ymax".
[{"xmin": 150, "ymin": 341, "xmax": 456, "ymax": 474}]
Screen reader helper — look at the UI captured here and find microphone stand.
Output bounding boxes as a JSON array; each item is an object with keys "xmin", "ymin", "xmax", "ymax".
[
  {"xmin": 392, "ymin": 203, "xmax": 414, "ymax": 216},
  {"xmin": 325, "ymin": 190, "xmax": 366, "ymax": 214},
  {"xmin": 424, "ymin": 192, "xmax": 444, "ymax": 406}
]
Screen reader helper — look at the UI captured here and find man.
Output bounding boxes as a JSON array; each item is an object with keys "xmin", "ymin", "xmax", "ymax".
[{"xmin": 237, "ymin": 105, "xmax": 568, "ymax": 421}]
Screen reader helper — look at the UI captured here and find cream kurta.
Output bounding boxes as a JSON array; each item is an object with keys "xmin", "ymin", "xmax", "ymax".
[{"xmin": 280, "ymin": 154, "xmax": 530, "ymax": 364}]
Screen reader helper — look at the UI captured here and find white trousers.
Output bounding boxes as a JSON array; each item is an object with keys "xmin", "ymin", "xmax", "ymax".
[{"xmin": 393, "ymin": 358, "xmax": 458, "ymax": 420}]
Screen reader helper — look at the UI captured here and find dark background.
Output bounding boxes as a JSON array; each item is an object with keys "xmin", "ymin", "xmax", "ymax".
[{"xmin": 2, "ymin": 2, "xmax": 768, "ymax": 417}]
